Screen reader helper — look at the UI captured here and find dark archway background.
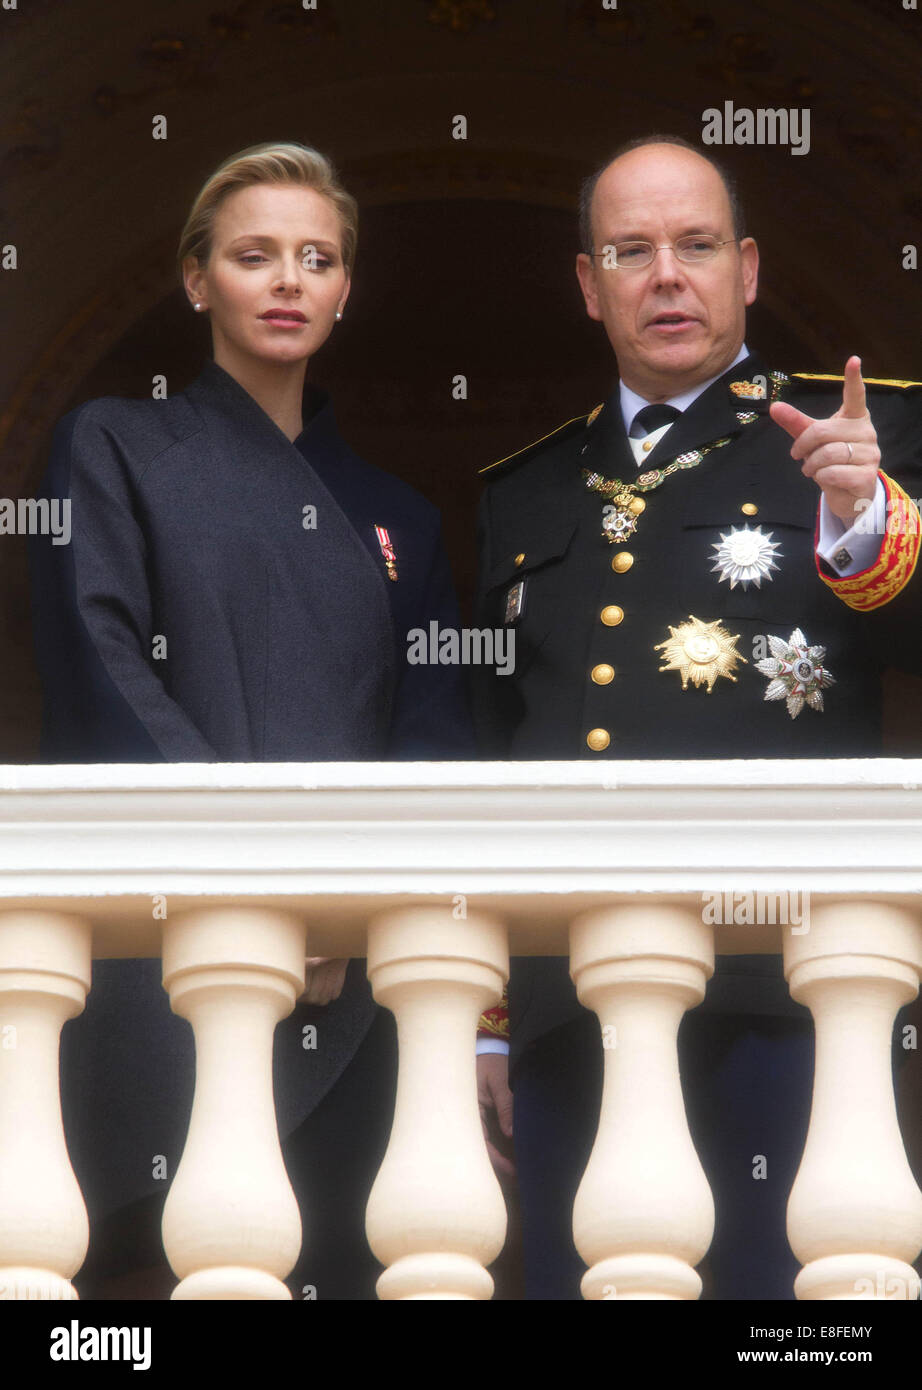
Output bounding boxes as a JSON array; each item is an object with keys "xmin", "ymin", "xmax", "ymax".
[{"xmin": 72, "ymin": 197, "xmax": 809, "ymax": 619}]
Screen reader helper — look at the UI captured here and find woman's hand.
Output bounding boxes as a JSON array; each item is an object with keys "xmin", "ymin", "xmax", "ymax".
[{"xmin": 300, "ymin": 957, "xmax": 349, "ymax": 1005}]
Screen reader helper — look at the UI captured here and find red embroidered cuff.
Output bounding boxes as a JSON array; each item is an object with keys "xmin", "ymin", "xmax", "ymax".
[
  {"xmin": 477, "ymin": 986, "xmax": 509, "ymax": 1040},
  {"xmin": 815, "ymin": 472, "xmax": 921, "ymax": 611}
]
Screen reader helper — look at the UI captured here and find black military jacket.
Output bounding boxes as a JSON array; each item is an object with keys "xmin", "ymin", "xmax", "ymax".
[
  {"xmin": 472, "ymin": 350, "xmax": 922, "ymax": 1058},
  {"xmin": 475, "ymin": 351, "xmax": 922, "ymax": 760}
]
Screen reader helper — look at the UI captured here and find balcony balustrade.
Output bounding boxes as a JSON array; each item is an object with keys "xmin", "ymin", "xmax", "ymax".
[{"xmin": 0, "ymin": 760, "xmax": 920, "ymax": 1300}]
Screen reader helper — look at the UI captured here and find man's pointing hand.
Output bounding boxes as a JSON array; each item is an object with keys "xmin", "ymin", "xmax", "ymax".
[{"xmin": 769, "ymin": 356, "xmax": 880, "ymax": 526}]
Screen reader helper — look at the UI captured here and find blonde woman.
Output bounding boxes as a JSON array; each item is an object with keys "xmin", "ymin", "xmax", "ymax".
[{"xmin": 29, "ymin": 142, "xmax": 472, "ymax": 1297}]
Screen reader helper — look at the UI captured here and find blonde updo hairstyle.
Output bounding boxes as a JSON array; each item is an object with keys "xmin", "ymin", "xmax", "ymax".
[{"xmin": 177, "ymin": 141, "xmax": 358, "ymax": 285}]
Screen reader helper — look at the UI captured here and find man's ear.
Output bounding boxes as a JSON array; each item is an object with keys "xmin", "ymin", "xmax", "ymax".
[
  {"xmin": 740, "ymin": 236, "xmax": 759, "ymax": 307},
  {"xmin": 576, "ymin": 252, "xmax": 602, "ymax": 322}
]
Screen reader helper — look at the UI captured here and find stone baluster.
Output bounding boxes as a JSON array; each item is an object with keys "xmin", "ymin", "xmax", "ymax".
[
  {"xmin": 784, "ymin": 898, "xmax": 922, "ymax": 1300},
  {"xmin": 160, "ymin": 907, "xmax": 306, "ymax": 1300},
  {"xmin": 0, "ymin": 910, "xmax": 92, "ymax": 1300},
  {"xmin": 569, "ymin": 900, "xmax": 715, "ymax": 1300},
  {"xmin": 365, "ymin": 905, "xmax": 508, "ymax": 1299}
]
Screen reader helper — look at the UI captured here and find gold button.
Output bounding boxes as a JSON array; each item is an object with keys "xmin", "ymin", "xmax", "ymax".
[
  {"xmin": 628, "ymin": 497, "xmax": 645, "ymax": 515},
  {"xmin": 600, "ymin": 604, "xmax": 624, "ymax": 626},
  {"xmin": 642, "ymin": 440, "xmax": 653, "ymax": 452},
  {"xmin": 741, "ymin": 502, "xmax": 758, "ymax": 516},
  {"xmin": 591, "ymin": 663, "xmax": 615, "ymax": 685},
  {"xmin": 586, "ymin": 728, "xmax": 611, "ymax": 751},
  {"xmin": 611, "ymin": 551, "xmax": 634, "ymax": 573},
  {"xmin": 514, "ymin": 552, "xmax": 525, "ymax": 566}
]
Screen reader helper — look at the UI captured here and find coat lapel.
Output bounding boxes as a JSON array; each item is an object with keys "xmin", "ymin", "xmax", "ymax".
[
  {"xmin": 181, "ymin": 358, "xmax": 397, "ymax": 748},
  {"xmin": 576, "ymin": 387, "xmax": 636, "ymax": 482},
  {"xmin": 579, "ymin": 352, "xmax": 773, "ymax": 482},
  {"xmin": 642, "ymin": 351, "xmax": 771, "ymax": 469}
]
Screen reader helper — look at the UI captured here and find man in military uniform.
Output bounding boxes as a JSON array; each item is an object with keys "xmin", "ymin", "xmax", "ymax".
[{"xmin": 472, "ymin": 135, "xmax": 922, "ymax": 1299}]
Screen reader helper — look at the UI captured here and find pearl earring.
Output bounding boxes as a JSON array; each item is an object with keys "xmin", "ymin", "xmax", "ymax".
[
  {"xmin": 335, "ymin": 310, "xmax": 342, "ymax": 321},
  {"xmin": 194, "ymin": 303, "xmax": 203, "ymax": 312}
]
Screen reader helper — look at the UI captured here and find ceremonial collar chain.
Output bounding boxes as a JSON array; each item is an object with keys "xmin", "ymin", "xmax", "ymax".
[
  {"xmin": 581, "ymin": 372, "xmax": 789, "ymax": 545},
  {"xmin": 583, "ymin": 434, "xmax": 733, "ymax": 499}
]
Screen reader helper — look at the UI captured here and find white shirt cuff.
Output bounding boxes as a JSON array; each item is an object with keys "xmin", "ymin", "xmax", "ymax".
[
  {"xmin": 816, "ymin": 477, "xmax": 887, "ymax": 576},
  {"xmin": 476, "ymin": 1037, "xmax": 510, "ymax": 1056}
]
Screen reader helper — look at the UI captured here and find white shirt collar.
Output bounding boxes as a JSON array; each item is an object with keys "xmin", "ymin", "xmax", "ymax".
[{"xmin": 618, "ymin": 342, "xmax": 751, "ymax": 434}]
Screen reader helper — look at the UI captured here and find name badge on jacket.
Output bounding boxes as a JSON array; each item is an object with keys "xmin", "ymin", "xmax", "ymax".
[{"xmin": 504, "ymin": 579, "xmax": 526, "ymax": 625}]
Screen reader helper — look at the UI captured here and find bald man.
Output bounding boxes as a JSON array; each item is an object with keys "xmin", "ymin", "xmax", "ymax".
[{"xmin": 473, "ymin": 135, "xmax": 922, "ymax": 1300}]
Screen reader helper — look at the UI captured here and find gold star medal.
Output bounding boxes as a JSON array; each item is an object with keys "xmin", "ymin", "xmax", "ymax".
[
  {"xmin": 655, "ymin": 615, "xmax": 748, "ymax": 693},
  {"xmin": 710, "ymin": 525, "xmax": 782, "ymax": 590}
]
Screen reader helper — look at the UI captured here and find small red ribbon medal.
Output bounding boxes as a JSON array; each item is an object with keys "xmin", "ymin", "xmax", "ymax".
[{"xmin": 374, "ymin": 524, "xmax": 398, "ymax": 582}]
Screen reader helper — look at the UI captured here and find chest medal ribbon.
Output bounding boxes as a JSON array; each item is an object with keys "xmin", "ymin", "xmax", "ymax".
[{"xmin": 374, "ymin": 525, "xmax": 398, "ymax": 582}]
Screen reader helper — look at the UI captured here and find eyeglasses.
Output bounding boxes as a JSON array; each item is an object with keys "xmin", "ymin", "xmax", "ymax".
[{"xmin": 589, "ymin": 235, "xmax": 738, "ymax": 269}]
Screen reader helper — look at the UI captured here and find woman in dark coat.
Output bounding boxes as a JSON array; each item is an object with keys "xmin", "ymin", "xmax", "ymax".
[{"xmin": 28, "ymin": 140, "xmax": 473, "ymax": 1298}]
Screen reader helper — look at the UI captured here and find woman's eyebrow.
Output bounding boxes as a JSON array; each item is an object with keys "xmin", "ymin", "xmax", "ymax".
[{"xmin": 226, "ymin": 233, "xmax": 338, "ymax": 249}]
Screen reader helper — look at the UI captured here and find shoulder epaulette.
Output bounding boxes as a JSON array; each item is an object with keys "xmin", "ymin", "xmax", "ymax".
[
  {"xmin": 790, "ymin": 372, "xmax": 922, "ymax": 390},
  {"xmin": 478, "ymin": 404, "xmax": 604, "ymax": 477}
]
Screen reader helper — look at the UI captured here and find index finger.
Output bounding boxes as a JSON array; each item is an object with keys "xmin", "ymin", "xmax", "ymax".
[
  {"xmin": 841, "ymin": 355, "xmax": 867, "ymax": 419},
  {"xmin": 768, "ymin": 399, "xmax": 815, "ymax": 441}
]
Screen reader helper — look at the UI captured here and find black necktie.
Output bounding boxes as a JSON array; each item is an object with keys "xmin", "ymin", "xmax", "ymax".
[{"xmin": 628, "ymin": 403, "xmax": 681, "ymax": 439}]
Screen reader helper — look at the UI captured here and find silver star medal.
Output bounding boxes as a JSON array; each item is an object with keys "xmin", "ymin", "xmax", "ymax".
[
  {"xmin": 710, "ymin": 525, "xmax": 782, "ymax": 589},
  {"xmin": 755, "ymin": 628, "xmax": 835, "ymax": 719}
]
